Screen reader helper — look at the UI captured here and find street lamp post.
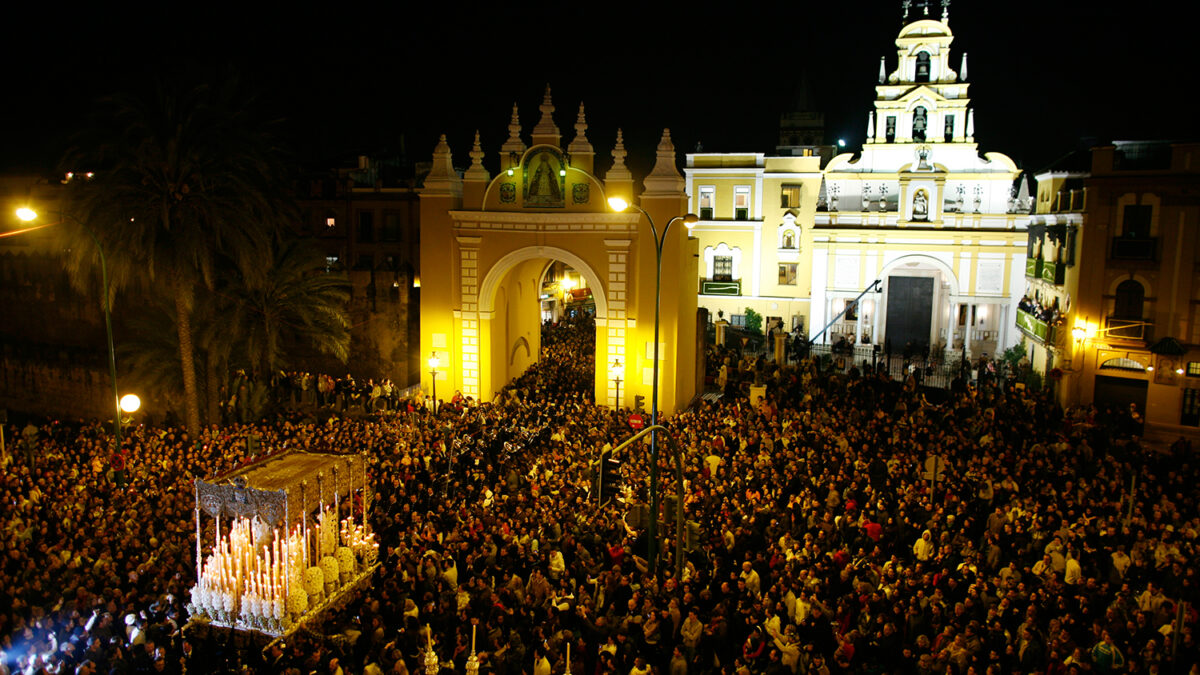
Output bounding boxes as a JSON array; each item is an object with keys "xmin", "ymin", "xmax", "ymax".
[
  {"xmin": 428, "ymin": 352, "xmax": 440, "ymax": 414},
  {"xmin": 16, "ymin": 208, "xmax": 126, "ymax": 451},
  {"xmin": 611, "ymin": 357, "xmax": 623, "ymax": 409},
  {"xmin": 608, "ymin": 197, "xmax": 697, "ymax": 576}
]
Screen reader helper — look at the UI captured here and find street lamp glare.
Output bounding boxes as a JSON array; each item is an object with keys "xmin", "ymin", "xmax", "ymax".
[
  {"xmin": 428, "ymin": 353, "xmax": 440, "ymax": 370},
  {"xmin": 119, "ymin": 394, "xmax": 141, "ymax": 414},
  {"xmin": 16, "ymin": 207, "xmax": 37, "ymax": 222},
  {"xmin": 607, "ymin": 196, "xmax": 630, "ymax": 212},
  {"xmin": 682, "ymin": 213, "xmax": 699, "ymax": 228},
  {"xmin": 1071, "ymin": 327, "xmax": 1087, "ymax": 341}
]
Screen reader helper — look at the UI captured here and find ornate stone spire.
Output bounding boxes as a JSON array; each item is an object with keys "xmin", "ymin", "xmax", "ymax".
[
  {"xmin": 567, "ymin": 103, "xmax": 595, "ymax": 174},
  {"xmin": 500, "ymin": 103, "xmax": 525, "ymax": 165},
  {"xmin": 423, "ymin": 134, "xmax": 462, "ymax": 197},
  {"xmin": 530, "ymin": 84, "xmax": 561, "ymax": 148},
  {"xmin": 464, "ymin": 130, "xmax": 490, "ymax": 183},
  {"xmin": 567, "ymin": 103, "xmax": 592, "ymax": 154},
  {"xmin": 642, "ymin": 128, "xmax": 685, "ymax": 196},
  {"xmin": 878, "ymin": 56, "xmax": 887, "ymax": 84},
  {"xmin": 941, "ymin": 0, "xmax": 950, "ymax": 22},
  {"xmin": 606, "ymin": 129, "xmax": 632, "ymax": 183},
  {"xmin": 960, "ymin": 52, "xmax": 968, "ymax": 81}
]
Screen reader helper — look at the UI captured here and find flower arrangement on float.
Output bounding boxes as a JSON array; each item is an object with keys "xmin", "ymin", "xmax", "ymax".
[{"xmin": 188, "ymin": 505, "xmax": 377, "ymax": 634}]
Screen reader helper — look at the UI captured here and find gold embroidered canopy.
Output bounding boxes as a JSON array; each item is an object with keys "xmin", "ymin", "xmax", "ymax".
[{"xmin": 195, "ymin": 451, "xmax": 367, "ymax": 526}]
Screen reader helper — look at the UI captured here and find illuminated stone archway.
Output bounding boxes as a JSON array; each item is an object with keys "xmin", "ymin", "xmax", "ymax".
[
  {"xmin": 474, "ymin": 244, "xmax": 613, "ymax": 403},
  {"xmin": 416, "ymin": 92, "xmax": 698, "ymax": 411}
]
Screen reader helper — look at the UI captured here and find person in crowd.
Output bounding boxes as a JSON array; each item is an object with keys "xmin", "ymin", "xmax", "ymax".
[{"xmin": 2, "ymin": 313, "xmax": 1198, "ymax": 674}]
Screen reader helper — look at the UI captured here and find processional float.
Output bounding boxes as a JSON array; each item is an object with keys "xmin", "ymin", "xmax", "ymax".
[{"xmin": 187, "ymin": 451, "xmax": 378, "ymax": 638}]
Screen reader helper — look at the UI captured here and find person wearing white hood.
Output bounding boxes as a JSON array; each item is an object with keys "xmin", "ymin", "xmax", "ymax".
[{"xmin": 913, "ymin": 530, "xmax": 935, "ymax": 562}]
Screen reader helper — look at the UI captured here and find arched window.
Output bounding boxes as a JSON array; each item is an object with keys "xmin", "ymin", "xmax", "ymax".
[
  {"xmin": 915, "ymin": 52, "xmax": 931, "ymax": 82},
  {"xmin": 912, "ymin": 106, "xmax": 928, "ymax": 142},
  {"xmin": 782, "ymin": 230, "xmax": 796, "ymax": 249},
  {"xmin": 1114, "ymin": 279, "xmax": 1144, "ymax": 319}
]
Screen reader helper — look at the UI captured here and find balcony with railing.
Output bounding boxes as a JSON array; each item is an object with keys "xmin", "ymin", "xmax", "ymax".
[
  {"xmin": 1016, "ymin": 308, "xmax": 1059, "ymax": 345},
  {"xmin": 700, "ymin": 279, "xmax": 742, "ymax": 296},
  {"xmin": 1025, "ymin": 258, "xmax": 1042, "ymax": 279},
  {"xmin": 1040, "ymin": 260, "xmax": 1065, "ymax": 285},
  {"xmin": 1110, "ymin": 237, "xmax": 1158, "ymax": 261},
  {"xmin": 1105, "ymin": 316, "xmax": 1154, "ymax": 342}
]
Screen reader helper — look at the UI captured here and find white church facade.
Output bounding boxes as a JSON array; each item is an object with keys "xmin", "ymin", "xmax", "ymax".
[{"xmin": 685, "ymin": 2, "xmax": 1031, "ymax": 360}]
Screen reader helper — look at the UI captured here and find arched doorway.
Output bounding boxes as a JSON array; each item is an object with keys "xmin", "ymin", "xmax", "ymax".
[
  {"xmin": 416, "ymin": 97, "xmax": 698, "ymax": 413},
  {"xmin": 477, "ymin": 246, "xmax": 610, "ymax": 403},
  {"xmin": 876, "ymin": 254, "xmax": 961, "ymax": 356}
]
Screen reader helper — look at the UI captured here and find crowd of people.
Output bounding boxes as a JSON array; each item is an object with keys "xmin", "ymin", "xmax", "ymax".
[
  {"xmin": 1017, "ymin": 296, "xmax": 1064, "ymax": 327},
  {"xmin": 2, "ymin": 314, "xmax": 1198, "ymax": 675}
]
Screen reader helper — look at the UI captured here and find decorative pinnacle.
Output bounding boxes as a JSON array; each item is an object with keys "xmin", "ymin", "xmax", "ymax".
[
  {"xmin": 575, "ymin": 103, "xmax": 588, "ymax": 141},
  {"xmin": 607, "ymin": 128, "xmax": 631, "ymax": 182},
  {"xmin": 531, "ymin": 84, "xmax": 560, "ymax": 140},
  {"xmin": 501, "ymin": 102, "xmax": 525, "ymax": 156},
  {"xmin": 465, "ymin": 130, "xmax": 489, "ymax": 182}
]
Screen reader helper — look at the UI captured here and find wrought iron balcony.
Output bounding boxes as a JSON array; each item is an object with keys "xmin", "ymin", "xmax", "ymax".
[
  {"xmin": 701, "ymin": 279, "xmax": 741, "ymax": 296},
  {"xmin": 1110, "ymin": 237, "xmax": 1158, "ymax": 261},
  {"xmin": 1025, "ymin": 258, "xmax": 1042, "ymax": 279},
  {"xmin": 1016, "ymin": 308, "xmax": 1058, "ymax": 345},
  {"xmin": 1105, "ymin": 316, "xmax": 1154, "ymax": 342}
]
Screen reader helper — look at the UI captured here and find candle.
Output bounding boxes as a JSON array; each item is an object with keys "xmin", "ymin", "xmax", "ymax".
[{"xmin": 427, "ymin": 624, "xmax": 432, "ymax": 651}]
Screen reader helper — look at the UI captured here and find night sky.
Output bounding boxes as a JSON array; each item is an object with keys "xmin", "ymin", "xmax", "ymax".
[{"xmin": 3, "ymin": 2, "xmax": 1195, "ymax": 178}]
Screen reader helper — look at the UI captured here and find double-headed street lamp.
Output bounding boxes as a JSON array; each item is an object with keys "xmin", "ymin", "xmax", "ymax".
[
  {"xmin": 15, "ymin": 207, "xmax": 137, "ymax": 449},
  {"xmin": 428, "ymin": 352, "xmax": 440, "ymax": 414},
  {"xmin": 608, "ymin": 196, "xmax": 697, "ymax": 576}
]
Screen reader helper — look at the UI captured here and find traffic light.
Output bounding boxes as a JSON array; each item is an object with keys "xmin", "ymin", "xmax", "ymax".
[
  {"xmin": 686, "ymin": 521, "xmax": 702, "ymax": 550},
  {"xmin": 629, "ymin": 503, "xmax": 649, "ymax": 530},
  {"xmin": 598, "ymin": 452, "xmax": 623, "ymax": 505},
  {"xmin": 634, "ymin": 394, "xmax": 645, "ymax": 411}
]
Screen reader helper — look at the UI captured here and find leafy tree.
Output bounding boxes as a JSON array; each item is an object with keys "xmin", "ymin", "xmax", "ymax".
[
  {"xmin": 744, "ymin": 307, "xmax": 764, "ymax": 335},
  {"xmin": 60, "ymin": 79, "xmax": 292, "ymax": 436}
]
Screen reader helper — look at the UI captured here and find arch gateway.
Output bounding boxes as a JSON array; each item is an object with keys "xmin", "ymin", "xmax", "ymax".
[{"xmin": 419, "ymin": 89, "xmax": 701, "ymax": 412}]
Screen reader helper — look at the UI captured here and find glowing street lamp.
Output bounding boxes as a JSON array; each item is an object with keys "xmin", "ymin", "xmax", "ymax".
[
  {"xmin": 15, "ymin": 207, "xmax": 126, "ymax": 451},
  {"xmin": 428, "ymin": 352, "xmax": 440, "ymax": 414},
  {"xmin": 608, "ymin": 196, "xmax": 698, "ymax": 575},
  {"xmin": 119, "ymin": 394, "xmax": 141, "ymax": 414}
]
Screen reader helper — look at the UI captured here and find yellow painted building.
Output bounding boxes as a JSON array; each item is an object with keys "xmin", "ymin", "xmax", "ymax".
[
  {"xmin": 686, "ymin": 10, "xmax": 1030, "ymax": 358},
  {"xmin": 1024, "ymin": 141, "xmax": 1200, "ymax": 437},
  {"xmin": 419, "ymin": 90, "xmax": 699, "ymax": 412}
]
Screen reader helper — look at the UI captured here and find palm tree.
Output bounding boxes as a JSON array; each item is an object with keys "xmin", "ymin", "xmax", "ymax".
[
  {"xmin": 116, "ymin": 238, "xmax": 351, "ymax": 424},
  {"xmin": 60, "ymin": 79, "xmax": 292, "ymax": 437},
  {"xmin": 217, "ymin": 237, "xmax": 352, "ymax": 379}
]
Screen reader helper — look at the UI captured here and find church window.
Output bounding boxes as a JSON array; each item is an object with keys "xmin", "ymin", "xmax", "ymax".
[
  {"xmin": 714, "ymin": 256, "xmax": 734, "ymax": 281},
  {"xmin": 778, "ymin": 264, "xmax": 798, "ymax": 285},
  {"xmin": 382, "ymin": 213, "xmax": 403, "ymax": 242},
  {"xmin": 886, "ymin": 116, "xmax": 897, "ymax": 143},
  {"xmin": 357, "ymin": 211, "xmax": 375, "ymax": 243},
  {"xmin": 699, "ymin": 186, "xmax": 715, "ymax": 220},
  {"xmin": 1114, "ymin": 279, "xmax": 1145, "ymax": 320},
  {"xmin": 734, "ymin": 186, "xmax": 751, "ymax": 220},
  {"xmin": 781, "ymin": 185, "xmax": 801, "ymax": 208},
  {"xmin": 944, "ymin": 114, "xmax": 955, "ymax": 142},
  {"xmin": 781, "ymin": 230, "xmax": 796, "ymax": 249},
  {"xmin": 1122, "ymin": 205, "xmax": 1152, "ymax": 238},
  {"xmin": 912, "ymin": 106, "xmax": 928, "ymax": 142},
  {"xmin": 915, "ymin": 52, "xmax": 931, "ymax": 82}
]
